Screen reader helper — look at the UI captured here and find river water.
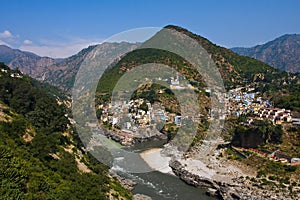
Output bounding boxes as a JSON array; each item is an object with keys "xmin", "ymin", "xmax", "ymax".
[{"xmin": 114, "ymin": 140, "xmax": 215, "ymax": 200}]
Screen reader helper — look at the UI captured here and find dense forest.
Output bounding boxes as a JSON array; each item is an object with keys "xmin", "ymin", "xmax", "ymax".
[{"xmin": 0, "ymin": 62, "xmax": 132, "ymax": 199}]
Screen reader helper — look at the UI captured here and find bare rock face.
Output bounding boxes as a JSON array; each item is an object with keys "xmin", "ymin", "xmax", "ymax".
[
  {"xmin": 0, "ymin": 45, "xmax": 57, "ymax": 79},
  {"xmin": 205, "ymin": 188, "xmax": 218, "ymax": 197},
  {"xmin": 0, "ymin": 43, "xmax": 138, "ymax": 92},
  {"xmin": 170, "ymin": 159, "xmax": 298, "ymax": 200},
  {"xmin": 170, "ymin": 159, "xmax": 245, "ymax": 199},
  {"xmin": 133, "ymin": 194, "xmax": 152, "ymax": 200}
]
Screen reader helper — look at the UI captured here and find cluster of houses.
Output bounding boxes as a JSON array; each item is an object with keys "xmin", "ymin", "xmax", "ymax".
[
  {"xmin": 0, "ymin": 68, "xmax": 23, "ymax": 78},
  {"xmin": 10, "ymin": 73, "xmax": 22, "ymax": 78},
  {"xmin": 99, "ymin": 98, "xmax": 184, "ymax": 130},
  {"xmin": 225, "ymin": 86, "xmax": 299, "ymax": 125},
  {"xmin": 0, "ymin": 68, "xmax": 8, "ymax": 73},
  {"xmin": 95, "ymin": 75, "xmax": 300, "ymax": 147},
  {"xmin": 170, "ymin": 75, "xmax": 195, "ymax": 90},
  {"xmin": 226, "ymin": 87, "xmax": 264, "ymax": 117},
  {"xmin": 98, "ymin": 75, "xmax": 198, "ymax": 134},
  {"xmin": 257, "ymin": 107, "xmax": 292, "ymax": 124},
  {"xmin": 97, "ymin": 98, "xmax": 183, "ymax": 145},
  {"xmin": 98, "ymin": 80, "xmax": 299, "ymax": 130},
  {"xmin": 100, "ymin": 99, "xmax": 153, "ymax": 129}
]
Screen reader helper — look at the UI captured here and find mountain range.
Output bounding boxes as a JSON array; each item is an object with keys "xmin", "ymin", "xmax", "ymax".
[
  {"xmin": 232, "ymin": 34, "xmax": 300, "ymax": 73},
  {"xmin": 0, "ymin": 45, "xmax": 58, "ymax": 79},
  {"xmin": 90, "ymin": 26, "xmax": 299, "ymax": 113},
  {"xmin": 1, "ymin": 31, "xmax": 299, "ymax": 93},
  {"xmin": 0, "ymin": 26, "xmax": 298, "ymax": 110}
]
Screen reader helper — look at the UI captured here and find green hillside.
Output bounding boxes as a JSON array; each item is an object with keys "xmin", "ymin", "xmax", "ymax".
[
  {"xmin": 0, "ymin": 62, "xmax": 132, "ymax": 200},
  {"xmin": 95, "ymin": 25, "xmax": 300, "ymax": 112}
]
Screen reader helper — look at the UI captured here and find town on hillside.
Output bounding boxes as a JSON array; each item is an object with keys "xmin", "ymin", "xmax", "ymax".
[{"xmin": 92, "ymin": 73, "xmax": 300, "ymax": 166}]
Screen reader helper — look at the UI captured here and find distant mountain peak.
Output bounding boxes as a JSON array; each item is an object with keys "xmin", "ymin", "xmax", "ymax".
[
  {"xmin": 232, "ymin": 34, "xmax": 300, "ymax": 73},
  {"xmin": 0, "ymin": 45, "xmax": 57, "ymax": 79}
]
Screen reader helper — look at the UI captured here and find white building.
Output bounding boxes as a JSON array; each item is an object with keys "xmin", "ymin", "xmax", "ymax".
[{"xmin": 258, "ymin": 107, "xmax": 292, "ymax": 124}]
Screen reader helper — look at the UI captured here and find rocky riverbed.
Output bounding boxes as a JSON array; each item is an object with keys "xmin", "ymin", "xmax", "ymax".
[
  {"xmin": 100, "ymin": 127, "xmax": 167, "ymax": 146},
  {"xmin": 105, "ymin": 136, "xmax": 299, "ymax": 200},
  {"xmin": 169, "ymin": 156, "xmax": 299, "ymax": 200},
  {"xmin": 110, "ymin": 172, "xmax": 153, "ymax": 200}
]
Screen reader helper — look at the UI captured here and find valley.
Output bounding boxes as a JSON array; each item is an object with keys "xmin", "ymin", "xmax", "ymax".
[{"xmin": 1, "ymin": 25, "xmax": 300, "ymax": 200}]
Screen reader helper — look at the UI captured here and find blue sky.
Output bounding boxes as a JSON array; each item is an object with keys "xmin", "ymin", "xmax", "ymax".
[{"xmin": 1, "ymin": 0, "xmax": 299, "ymax": 58}]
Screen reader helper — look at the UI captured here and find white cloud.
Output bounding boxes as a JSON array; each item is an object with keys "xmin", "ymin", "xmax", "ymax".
[
  {"xmin": 23, "ymin": 39, "xmax": 32, "ymax": 45},
  {"xmin": 0, "ymin": 29, "xmax": 103, "ymax": 58},
  {"xmin": 20, "ymin": 38, "xmax": 101, "ymax": 58},
  {"xmin": 0, "ymin": 30, "xmax": 19, "ymax": 47},
  {"xmin": 0, "ymin": 39, "xmax": 10, "ymax": 46},
  {"xmin": 0, "ymin": 30, "xmax": 13, "ymax": 38}
]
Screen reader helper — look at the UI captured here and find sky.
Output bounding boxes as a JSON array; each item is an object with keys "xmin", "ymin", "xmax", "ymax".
[{"xmin": 1, "ymin": 0, "xmax": 300, "ymax": 58}]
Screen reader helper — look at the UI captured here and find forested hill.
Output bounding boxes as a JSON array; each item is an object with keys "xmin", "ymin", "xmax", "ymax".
[
  {"xmin": 0, "ymin": 25, "xmax": 299, "ymax": 111},
  {"xmin": 0, "ymin": 62, "xmax": 132, "ymax": 199},
  {"xmin": 0, "ymin": 26, "xmax": 295, "ymax": 94},
  {"xmin": 165, "ymin": 26, "xmax": 300, "ymax": 111},
  {"xmin": 94, "ymin": 25, "xmax": 300, "ymax": 112},
  {"xmin": 164, "ymin": 25, "xmax": 283, "ymax": 87}
]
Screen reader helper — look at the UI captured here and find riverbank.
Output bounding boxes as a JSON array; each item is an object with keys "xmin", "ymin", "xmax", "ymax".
[
  {"xmin": 99, "ymin": 127, "xmax": 167, "ymax": 146},
  {"xmin": 140, "ymin": 148, "xmax": 174, "ymax": 174},
  {"xmin": 109, "ymin": 140, "xmax": 213, "ymax": 200},
  {"xmin": 110, "ymin": 172, "xmax": 153, "ymax": 200},
  {"xmin": 104, "ymin": 132, "xmax": 299, "ymax": 200},
  {"xmin": 138, "ymin": 146, "xmax": 245, "ymax": 199},
  {"xmin": 133, "ymin": 140, "xmax": 298, "ymax": 200},
  {"xmin": 169, "ymin": 147, "xmax": 299, "ymax": 200}
]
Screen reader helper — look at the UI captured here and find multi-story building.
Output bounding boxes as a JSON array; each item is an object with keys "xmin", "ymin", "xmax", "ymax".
[{"xmin": 258, "ymin": 107, "xmax": 292, "ymax": 124}]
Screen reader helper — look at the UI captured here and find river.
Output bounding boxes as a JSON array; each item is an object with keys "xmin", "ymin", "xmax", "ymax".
[{"xmin": 113, "ymin": 140, "xmax": 215, "ymax": 200}]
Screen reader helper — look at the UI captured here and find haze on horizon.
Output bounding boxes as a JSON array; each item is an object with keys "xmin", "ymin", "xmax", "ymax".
[{"xmin": 1, "ymin": 0, "xmax": 299, "ymax": 58}]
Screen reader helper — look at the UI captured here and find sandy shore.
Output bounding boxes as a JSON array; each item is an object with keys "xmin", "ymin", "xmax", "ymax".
[
  {"xmin": 140, "ymin": 148, "xmax": 174, "ymax": 175},
  {"xmin": 139, "ymin": 147, "xmax": 244, "ymax": 182}
]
